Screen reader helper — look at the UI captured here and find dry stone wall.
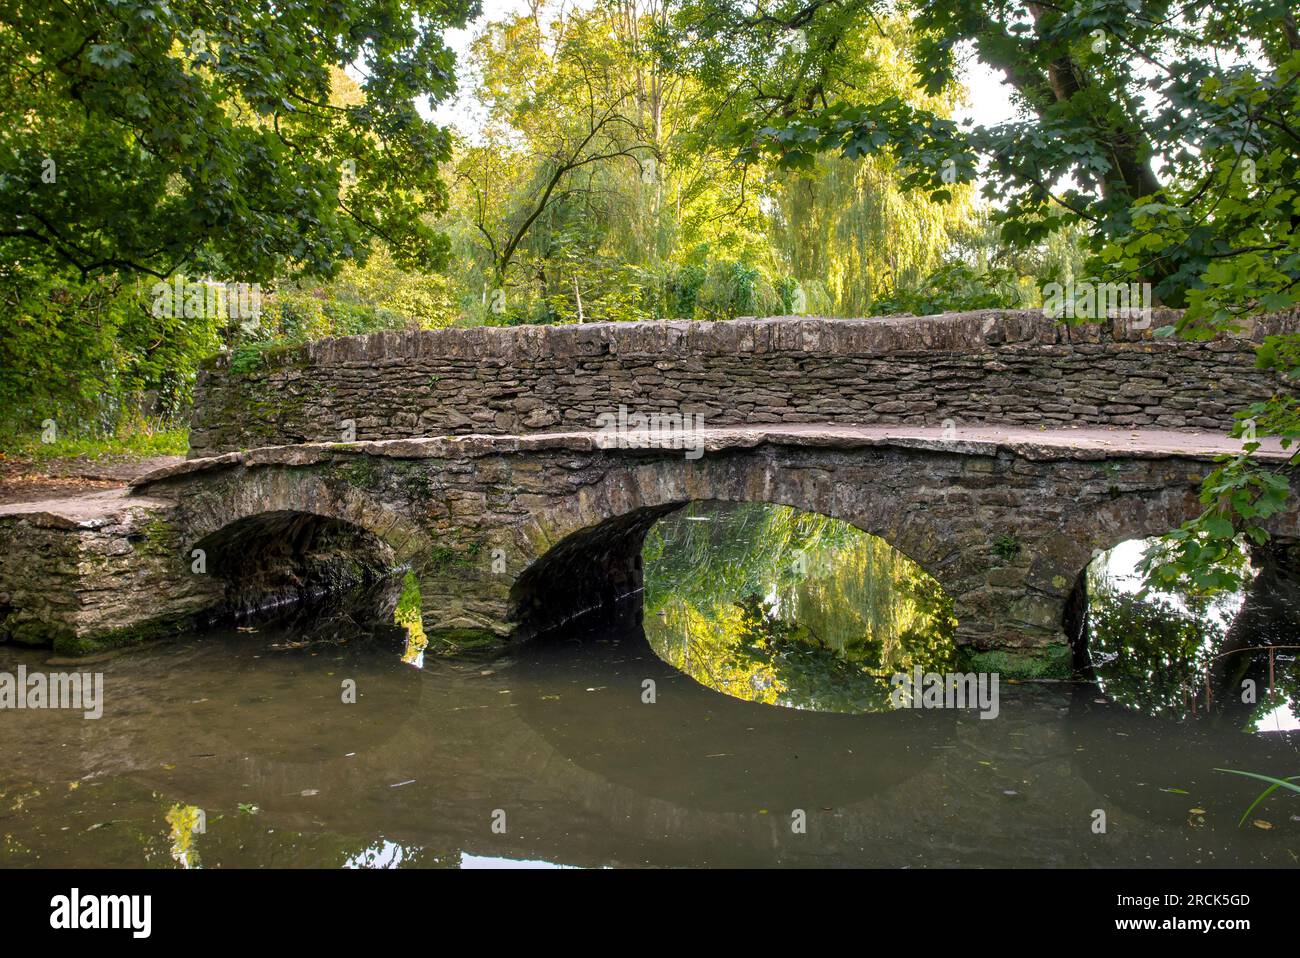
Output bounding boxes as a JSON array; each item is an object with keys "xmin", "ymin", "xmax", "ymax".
[{"xmin": 187, "ymin": 309, "xmax": 1300, "ymax": 457}]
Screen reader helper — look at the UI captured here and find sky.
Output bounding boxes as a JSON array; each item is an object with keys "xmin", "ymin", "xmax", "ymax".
[{"xmin": 424, "ymin": 0, "xmax": 1021, "ymax": 135}]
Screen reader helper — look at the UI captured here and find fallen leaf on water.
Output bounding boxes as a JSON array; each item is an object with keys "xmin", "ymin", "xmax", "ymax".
[{"xmin": 1253, "ymin": 820, "xmax": 1273, "ymax": 830}]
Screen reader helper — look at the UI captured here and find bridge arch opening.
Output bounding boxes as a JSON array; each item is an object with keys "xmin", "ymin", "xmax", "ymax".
[
  {"xmin": 509, "ymin": 498, "xmax": 959, "ymax": 713},
  {"xmin": 508, "ymin": 502, "xmax": 686, "ymax": 639},
  {"xmin": 191, "ymin": 509, "xmax": 400, "ymax": 616},
  {"xmin": 641, "ymin": 501, "xmax": 959, "ymax": 712},
  {"xmin": 1066, "ymin": 536, "xmax": 1300, "ymax": 731}
]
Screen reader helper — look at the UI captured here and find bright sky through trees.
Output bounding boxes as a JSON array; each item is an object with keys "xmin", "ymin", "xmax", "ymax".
[{"xmin": 424, "ymin": 0, "xmax": 1020, "ymax": 136}]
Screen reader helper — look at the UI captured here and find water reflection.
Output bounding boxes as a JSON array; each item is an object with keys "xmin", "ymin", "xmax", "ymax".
[
  {"xmin": 1085, "ymin": 539, "xmax": 1300, "ymax": 733},
  {"xmin": 641, "ymin": 502, "xmax": 957, "ymax": 713},
  {"xmin": 346, "ymin": 840, "xmax": 417, "ymax": 869},
  {"xmin": 164, "ymin": 804, "xmax": 204, "ymax": 868},
  {"xmin": 2, "ymin": 593, "xmax": 1297, "ymax": 867},
  {"xmin": 4, "ymin": 518, "xmax": 1300, "ymax": 868},
  {"xmin": 459, "ymin": 853, "xmax": 577, "ymax": 869}
]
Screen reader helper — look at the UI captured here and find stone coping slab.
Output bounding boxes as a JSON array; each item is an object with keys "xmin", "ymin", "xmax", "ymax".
[{"xmin": 199, "ymin": 308, "xmax": 1300, "ymax": 370}]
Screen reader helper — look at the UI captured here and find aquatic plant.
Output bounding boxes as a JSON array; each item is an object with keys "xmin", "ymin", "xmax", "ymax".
[{"xmin": 1214, "ymin": 769, "xmax": 1300, "ymax": 827}]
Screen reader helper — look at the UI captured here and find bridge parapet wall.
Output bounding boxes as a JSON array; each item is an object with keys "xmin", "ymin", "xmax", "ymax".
[{"xmin": 187, "ymin": 309, "xmax": 1300, "ymax": 458}]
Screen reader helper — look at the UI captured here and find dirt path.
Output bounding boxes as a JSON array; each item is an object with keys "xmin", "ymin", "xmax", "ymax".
[{"xmin": 0, "ymin": 454, "xmax": 184, "ymax": 505}]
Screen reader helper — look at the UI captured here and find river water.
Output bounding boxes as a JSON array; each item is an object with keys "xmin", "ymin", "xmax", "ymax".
[{"xmin": 0, "ymin": 503, "xmax": 1296, "ymax": 868}]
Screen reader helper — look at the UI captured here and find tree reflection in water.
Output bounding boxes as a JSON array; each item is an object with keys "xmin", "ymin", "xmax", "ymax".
[
  {"xmin": 642, "ymin": 502, "xmax": 957, "ymax": 713},
  {"xmin": 1085, "ymin": 539, "xmax": 1300, "ymax": 732}
]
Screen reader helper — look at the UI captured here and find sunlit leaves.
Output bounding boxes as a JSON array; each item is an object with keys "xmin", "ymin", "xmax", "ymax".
[{"xmin": 1138, "ymin": 449, "xmax": 1293, "ymax": 596}]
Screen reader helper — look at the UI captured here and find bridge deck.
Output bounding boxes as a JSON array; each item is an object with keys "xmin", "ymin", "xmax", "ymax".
[
  {"xmin": 1, "ymin": 425, "xmax": 1286, "ymax": 523},
  {"xmin": 127, "ymin": 424, "xmax": 1289, "ymax": 490}
]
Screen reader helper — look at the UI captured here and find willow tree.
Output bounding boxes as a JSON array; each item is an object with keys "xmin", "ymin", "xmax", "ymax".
[
  {"xmin": 456, "ymin": 2, "xmax": 657, "ymax": 310},
  {"xmin": 659, "ymin": 11, "xmax": 983, "ymax": 316},
  {"xmin": 764, "ymin": 21, "xmax": 977, "ymax": 314},
  {"xmin": 453, "ymin": 0, "xmax": 782, "ymax": 322}
]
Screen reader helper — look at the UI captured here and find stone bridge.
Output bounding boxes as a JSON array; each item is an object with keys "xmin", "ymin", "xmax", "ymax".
[
  {"xmin": 128, "ymin": 424, "xmax": 1300, "ymax": 652},
  {"xmin": 3, "ymin": 309, "xmax": 1299, "ymax": 656}
]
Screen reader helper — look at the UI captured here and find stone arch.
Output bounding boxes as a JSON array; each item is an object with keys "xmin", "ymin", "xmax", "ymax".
[
  {"xmin": 1055, "ymin": 485, "xmax": 1205, "ymax": 579},
  {"xmin": 505, "ymin": 452, "xmax": 957, "ymax": 638},
  {"xmin": 1055, "ymin": 483, "xmax": 1300, "ymax": 669},
  {"xmin": 178, "ymin": 465, "xmax": 432, "ymax": 615},
  {"xmin": 1047, "ymin": 487, "xmax": 1206, "ymax": 666}
]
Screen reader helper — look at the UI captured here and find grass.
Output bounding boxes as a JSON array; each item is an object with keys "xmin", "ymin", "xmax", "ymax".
[
  {"xmin": 0, "ymin": 417, "xmax": 189, "ymax": 461},
  {"xmin": 962, "ymin": 644, "xmax": 1074, "ymax": 680}
]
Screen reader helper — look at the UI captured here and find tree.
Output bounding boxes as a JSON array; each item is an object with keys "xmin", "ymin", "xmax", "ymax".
[
  {"xmin": 457, "ymin": 2, "xmax": 656, "ymax": 296},
  {"xmin": 0, "ymin": 0, "xmax": 478, "ymax": 283},
  {"xmin": 663, "ymin": 0, "xmax": 1297, "ymax": 311},
  {"xmin": 757, "ymin": 18, "xmax": 983, "ymax": 314},
  {"xmin": 448, "ymin": 0, "xmax": 985, "ymax": 323}
]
